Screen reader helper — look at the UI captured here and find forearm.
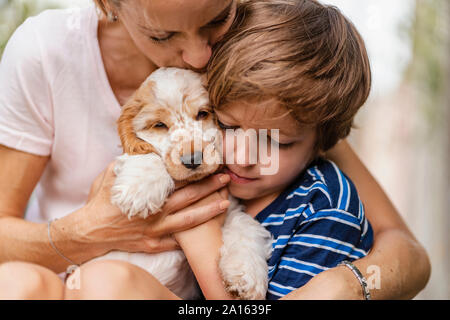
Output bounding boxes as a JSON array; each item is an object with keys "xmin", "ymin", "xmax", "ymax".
[
  {"xmin": 175, "ymin": 220, "xmax": 234, "ymax": 300},
  {"xmin": 327, "ymin": 140, "xmax": 431, "ymax": 295},
  {"xmin": 0, "ymin": 210, "xmax": 105, "ymax": 273},
  {"xmin": 353, "ymin": 228, "xmax": 430, "ymax": 299},
  {"xmin": 282, "ymin": 228, "xmax": 430, "ymax": 300},
  {"xmin": 294, "ymin": 139, "xmax": 431, "ymax": 299}
]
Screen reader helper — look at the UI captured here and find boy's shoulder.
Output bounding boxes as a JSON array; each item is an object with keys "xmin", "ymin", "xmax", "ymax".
[
  {"xmin": 296, "ymin": 158, "xmax": 362, "ymax": 216},
  {"xmin": 255, "ymin": 158, "xmax": 363, "ymax": 225}
]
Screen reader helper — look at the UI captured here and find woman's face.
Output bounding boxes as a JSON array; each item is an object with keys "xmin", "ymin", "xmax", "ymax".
[{"xmin": 116, "ymin": 0, "xmax": 237, "ymax": 71}]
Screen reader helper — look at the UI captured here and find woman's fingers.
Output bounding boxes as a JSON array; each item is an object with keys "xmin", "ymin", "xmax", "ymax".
[
  {"xmin": 85, "ymin": 161, "xmax": 231, "ymax": 254},
  {"xmin": 146, "ymin": 195, "xmax": 230, "ymax": 237},
  {"xmin": 218, "ymin": 187, "xmax": 229, "ymax": 200},
  {"xmin": 143, "ymin": 235, "xmax": 181, "ymax": 253},
  {"xmin": 162, "ymin": 174, "xmax": 230, "ymax": 215}
]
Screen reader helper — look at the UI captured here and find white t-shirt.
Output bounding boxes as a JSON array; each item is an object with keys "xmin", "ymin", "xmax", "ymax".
[{"xmin": 0, "ymin": 4, "xmax": 123, "ymax": 222}]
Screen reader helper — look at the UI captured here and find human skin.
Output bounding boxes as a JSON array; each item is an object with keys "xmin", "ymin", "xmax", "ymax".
[
  {"xmin": 0, "ymin": 0, "xmax": 237, "ymax": 273},
  {"xmin": 0, "ymin": 0, "xmax": 430, "ymax": 300},
  {"xmin": 176, "ymin": 99, "xmax": 431, "ymax": 300}
]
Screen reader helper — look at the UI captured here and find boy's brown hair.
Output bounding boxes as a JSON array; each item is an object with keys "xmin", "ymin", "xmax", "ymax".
[{"xmin": 207, "ymin": 0, "xmax": 372, "ymax": 151}]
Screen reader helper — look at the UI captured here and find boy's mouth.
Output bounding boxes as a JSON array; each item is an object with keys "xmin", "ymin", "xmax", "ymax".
[{"xmin": 224, "ymin": 167, "xmax": 258, "ymax": 184}]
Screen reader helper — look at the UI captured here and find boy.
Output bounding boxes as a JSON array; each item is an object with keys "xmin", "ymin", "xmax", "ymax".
[{"xmin": 204, "ymin": 0, "xmax": 374, "ymax": 299}]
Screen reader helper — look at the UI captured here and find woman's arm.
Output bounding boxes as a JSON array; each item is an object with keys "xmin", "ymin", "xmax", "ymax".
[
  {"xmin": 0, "ymin": 145, "xmax": 231, "ymax": 274},
  {"xmin": 0, "ymin": 145, "xmax": 114, "ymax": 272},
  {"xmin": 282, "ymin": 140, "xmax": 431, "ymax": 300}
]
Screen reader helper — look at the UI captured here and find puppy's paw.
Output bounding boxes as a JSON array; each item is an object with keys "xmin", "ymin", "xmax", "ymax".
[
  {"xmin": 111, "ymin": 153, "xmax": 175, "ymax": 219},
  {"xmin": 219, "ymin": 252, "xmax": 268, "ymax": 300},
  {"xmin": 219, "ymin": 204, "xmax": 273, "ymax": 300}
]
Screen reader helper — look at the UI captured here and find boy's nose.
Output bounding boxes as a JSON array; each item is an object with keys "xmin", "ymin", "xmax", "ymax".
[{"xmin": 233, "ymin": 136, "xmax": 257, "ymax": 167}]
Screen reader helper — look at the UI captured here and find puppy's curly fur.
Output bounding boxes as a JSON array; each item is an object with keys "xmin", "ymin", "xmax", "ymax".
[{"xmin": 93, "ymin": 68, "xmax": 272, "ymax": 299}]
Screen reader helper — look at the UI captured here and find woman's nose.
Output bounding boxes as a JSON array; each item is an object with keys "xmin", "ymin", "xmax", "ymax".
[{"xmin": 181, "ymin": 37, "xmax": 212, "ymax": 70}]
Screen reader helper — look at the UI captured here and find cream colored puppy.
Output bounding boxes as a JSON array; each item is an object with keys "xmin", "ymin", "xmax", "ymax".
[{"xmin": 93, "ymin": 68, "xmax": 272, "ymax": 300}]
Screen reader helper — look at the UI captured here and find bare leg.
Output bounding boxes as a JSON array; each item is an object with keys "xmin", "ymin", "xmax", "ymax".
[
  {"xmin": 64, "ymin": 259, "xmax": 180, "ymax": 300},
  {"xmin": 0, "ymin": 261, "xmax": 64, "ymax": 300}
]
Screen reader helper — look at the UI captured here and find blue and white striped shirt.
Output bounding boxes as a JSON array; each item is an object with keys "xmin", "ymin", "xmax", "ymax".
[{"xmin": 255, "ymin": 158, "xmax": 373, "ymax": 299}]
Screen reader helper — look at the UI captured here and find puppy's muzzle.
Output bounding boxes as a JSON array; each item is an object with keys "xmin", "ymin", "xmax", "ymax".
[{"xmin": 180, "ymin": 151, "xmax": 203, "ymax": 170}]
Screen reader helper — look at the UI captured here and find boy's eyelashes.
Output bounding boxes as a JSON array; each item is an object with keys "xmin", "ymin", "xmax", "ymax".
[
  {"xmin": 217, "ymin": 119, "xmax": 295, "ymax": 148},
  {"xmin": 274, "ymin": 141, "xmax": 295, "ymax": 149},
  {"xmin": 217, "ymin": 119, "xmax": 239, "ymax": 130},
  {"xmin": 269, "ymin": 136, "xmax": 295, "ymax": 149}
]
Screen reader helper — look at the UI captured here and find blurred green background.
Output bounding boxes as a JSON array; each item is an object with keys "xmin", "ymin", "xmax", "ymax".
[{"xmin": 0, "ymin": 0, "xmax": 449, "ymax": 299}]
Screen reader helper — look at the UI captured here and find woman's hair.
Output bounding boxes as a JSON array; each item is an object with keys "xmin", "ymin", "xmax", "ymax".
[{"xmin": 207, "ymin": 0, "xmax": 372, "ymax": 151}]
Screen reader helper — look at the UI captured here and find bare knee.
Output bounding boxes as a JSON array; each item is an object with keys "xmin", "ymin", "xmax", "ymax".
[
  {"xmin": 0, "ymin": 262, "xmax": 64, "ymax": 300},
  {"xmin": 67, "ymin": 260, "xmax": 140, "ymax": 299},
  {"xmin": 67, "ymin": 259, "xmax": 177, "ymax": 300}
]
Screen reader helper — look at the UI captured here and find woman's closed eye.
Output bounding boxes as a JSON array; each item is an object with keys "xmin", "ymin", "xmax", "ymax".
[
  {"xmin": 149, "ymin": 33, "xmax": 174, "ymax": 43},
  {"xmin": 145, "ymin": 2, "xmax": 234, "ymax": 44},
  {"xmin": 206, "ymin": 10, "xmax": 232, "ymax": 28}
]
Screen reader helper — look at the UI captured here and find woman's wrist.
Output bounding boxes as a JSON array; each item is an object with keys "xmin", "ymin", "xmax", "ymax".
[
  {"xmin": 281, "ymin": 262, "xmax": 364, "ymax": 300},
  {"xmin": 49, "ymin": 209, "xmax": 109, "ymax": 267},
  {"xmin": 336, "ymin": 260, "xmax": 371, "ymax": 300}
]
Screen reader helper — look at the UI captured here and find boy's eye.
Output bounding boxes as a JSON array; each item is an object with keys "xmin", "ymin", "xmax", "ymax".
[
  {"xmin": 270, "ymin": 136, "xmax": 294, "ymax": 149},
  {"xmin": 217, "ymin": 119, "xmax": 238, "ymax": 130},
  {"xmin": 278, "ymin": 142, "xmax": 295, "ymax": 149}
]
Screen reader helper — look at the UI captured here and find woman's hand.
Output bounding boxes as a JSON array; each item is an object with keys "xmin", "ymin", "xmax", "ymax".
[{"xmin": 62, "ymin": 161, "xmax": 231, "ymax": 262}]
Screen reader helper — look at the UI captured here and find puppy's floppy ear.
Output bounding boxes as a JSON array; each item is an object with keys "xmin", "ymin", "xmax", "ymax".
[
  {"xmin": 200, "ymin": 73, "xmax": 208, "ymax": 88},
  {"xmin": 117, "ymin": 85, "xmax": 156, "ymax": 155}
]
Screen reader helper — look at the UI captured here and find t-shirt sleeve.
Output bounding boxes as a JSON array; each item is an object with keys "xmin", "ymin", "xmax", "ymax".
[
  {"xmin": 0, "ymin": 17, "xmax": 53, "ymax": 156},
  {"xmin": 267, "ymin": 208, "xmax": 370, "ymax": 299}
]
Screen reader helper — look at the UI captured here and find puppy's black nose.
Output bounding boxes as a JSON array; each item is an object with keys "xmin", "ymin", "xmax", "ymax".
[{"xmin": 180, "ymin": 151, "xmax": 203, "ymax": 170}]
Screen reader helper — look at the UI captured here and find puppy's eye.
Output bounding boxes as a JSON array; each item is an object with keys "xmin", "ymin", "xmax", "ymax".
[
  {"xmin": 153, "ymin": 122, "xmax": 168, "ymax": 129},
  {"xmin": 196, "ymin": 110, "xmax": 210, "ymax": 120}
]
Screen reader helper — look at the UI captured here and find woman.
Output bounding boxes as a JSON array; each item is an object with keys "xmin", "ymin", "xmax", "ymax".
[{"xmin": 0, "ymin": 0, "xmax": 430, "ymax": 299}]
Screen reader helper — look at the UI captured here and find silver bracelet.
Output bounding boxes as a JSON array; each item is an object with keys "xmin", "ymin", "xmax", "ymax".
[
  {"xmin": 338, "ymin": 260, "xmax": 371, "ymax": 300},
  {"xmin": 47, "ymin": 218, "xmax": 79, "ymax": 270}
]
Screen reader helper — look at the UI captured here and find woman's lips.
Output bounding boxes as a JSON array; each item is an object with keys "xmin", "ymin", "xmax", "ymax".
[{"xmin": 224, "ymin": 167, "xmax": 258, "ymax": 184}]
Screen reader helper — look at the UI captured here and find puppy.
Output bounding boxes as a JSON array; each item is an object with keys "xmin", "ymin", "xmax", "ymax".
[{"xmin": 93, "ymin": 68, "xmax": 272, "ymax": 299}]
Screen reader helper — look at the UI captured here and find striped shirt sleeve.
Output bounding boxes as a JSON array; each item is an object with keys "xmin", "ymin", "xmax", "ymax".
[{"xmin": 267, "ymin": 208, "xmax": 369, "ymax": 299}]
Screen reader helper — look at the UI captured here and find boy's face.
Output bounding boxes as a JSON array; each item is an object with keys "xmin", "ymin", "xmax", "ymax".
[{"xmin": 215, "ymin": 98, "xmax": 317, "ymax": 210}]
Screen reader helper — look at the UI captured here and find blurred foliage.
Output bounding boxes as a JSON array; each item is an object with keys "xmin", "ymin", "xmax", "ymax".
[
  {"xmin": 0, "ymin": 0, "xmax": 61, "ymax": 57},
  {"xmin": 406, "ymin": 0, "xmax": 450, "ymax": 129}
]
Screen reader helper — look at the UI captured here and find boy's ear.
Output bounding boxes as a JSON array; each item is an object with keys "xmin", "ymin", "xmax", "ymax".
[{"xmin": 118, "ymin": 87, "xmax": 157, "ymax": 156}]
